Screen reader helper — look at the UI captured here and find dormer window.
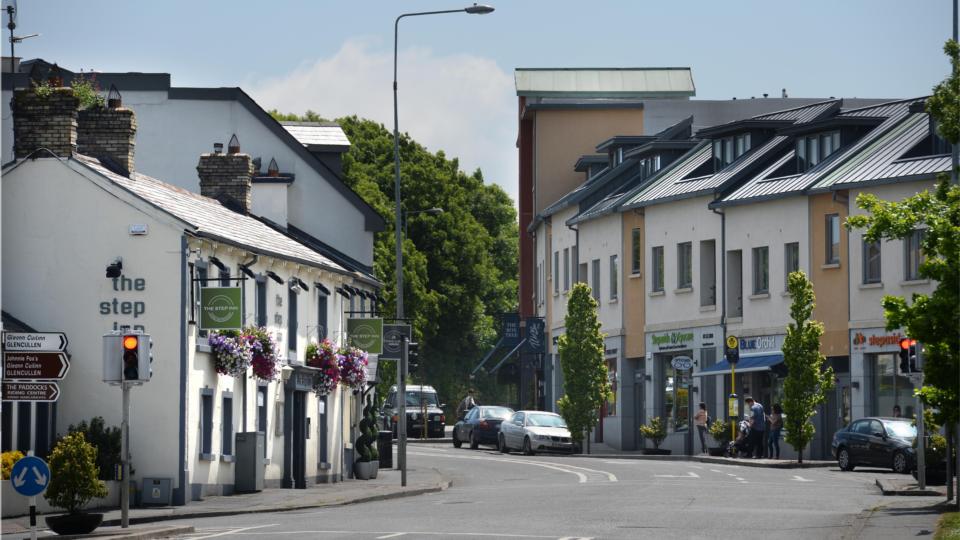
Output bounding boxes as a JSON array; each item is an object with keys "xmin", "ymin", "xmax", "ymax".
[
  {"xmin": 639, "ymin": 155, "xmax": 661, "ymax": 179},
  {"xmin": 713, "ymin": 133, "xmax": 751, "ymax": 170},
  {"xmin": 797, "ymin": 131, "xmax": 840, "ymax": 172},
  {"xmin": 615, "ymin": 147, "xmax": 624, "ymax": 166}
]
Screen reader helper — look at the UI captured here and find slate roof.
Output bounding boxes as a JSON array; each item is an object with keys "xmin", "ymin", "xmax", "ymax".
[
  {"xmin": 73, "ymin": 154, "xmax": 349, "ymax": 274},
  {"xmin": 281, "ymin": 122, "xmax": 351, "ymax": 150},
  {"xmin": 515, "ymin": 68, "xmax": 696, "ymax": 98}
]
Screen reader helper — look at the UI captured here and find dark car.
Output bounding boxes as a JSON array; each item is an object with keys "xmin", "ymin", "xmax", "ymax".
[
  {"xmin": 452, "ymin": 406, "xmax": 514, "ymax": 449},
  {"xmin": 832, "ymin": 417, "xmax": 916, "ymax": 474},
  {"xmin": 382, "ymin": 385, "xmax": 446, "ymax": 438}
]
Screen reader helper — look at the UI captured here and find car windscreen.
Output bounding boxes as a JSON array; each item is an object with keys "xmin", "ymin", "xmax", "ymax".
[
  {"xmin": 405, "ymin": 391, "xmax": 439, "ymax": 407},
  {"xmin": 882, "ymin": 420, "xmax": 916, "ymax": 439},
  {"xmin": 526, "ymin": 413, "xmax": 567, "ymax": 428},
  {"xmin": 481, "ymin": 407, "xmax": 513, "ymax": 419}
]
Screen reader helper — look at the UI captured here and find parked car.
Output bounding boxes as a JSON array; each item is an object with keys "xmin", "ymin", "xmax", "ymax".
[
  {"xmin": 453, "ymin": 406, "xmax": 514, "ymax": 449},
  {"xmin": 382, "ymin": 385, "xmax": 446, "ymax": 438},
  {"xmin": 832, "ymin": 417, "xmax": 916, "ymax": 473},
  {"xmin": 498, "ymin": 410, "xmax": 576, "ymax": 455}
]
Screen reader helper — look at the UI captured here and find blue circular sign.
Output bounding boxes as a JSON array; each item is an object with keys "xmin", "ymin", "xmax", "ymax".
[{"xmin": 10, "ymin": 456, "xmax": 50, "ymax": 497}]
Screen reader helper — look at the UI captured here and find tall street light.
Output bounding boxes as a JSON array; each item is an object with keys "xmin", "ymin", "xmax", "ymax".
[{"xmin": 392, "ymin": 3, "xmax": 493, "ymax": 488}]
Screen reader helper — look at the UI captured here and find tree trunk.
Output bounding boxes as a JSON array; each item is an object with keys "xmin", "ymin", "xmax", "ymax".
[
  {"xmin": 587, "ymin": 428, "xmax": 591, "ymax": 455},
  {"xmin": 798, "ymin": 446, "xmax": 803, "ymax": 464},
  {"xmin": 946, "ymin": 425, "xmax": 954, "ymax": 503}
]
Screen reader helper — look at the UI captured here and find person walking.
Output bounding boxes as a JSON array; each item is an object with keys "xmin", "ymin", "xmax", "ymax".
[
  {"xmin": 767, "ymin": 403, "xmax": 784, "ymax": 460},
  {"xmin": 456, "ymin": 389, "xmax": 479, "ymax": 420},
  {"xmin": 694, "ymin": 402, "xmax": 709, "ymax": 454},
  {"xmin": 744, "ymin": 396, "xmax": 765, "ymax": 458}
]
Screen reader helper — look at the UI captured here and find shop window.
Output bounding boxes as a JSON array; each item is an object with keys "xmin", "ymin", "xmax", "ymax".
[
  {"xmin": 677, "ymin": 242, "xmax": 692, "ymax": 289},
  {"xmin": 591, "ymin": 259, "xmax": 600, "ymax": 300},
  {"xmin": 200, "ymin": 389, "xmax": 214, "ymax": 460},
  {"xmin": 256, "ymin": 278, "xmax": 267, "ymax": 328},
  {"xmin": 257, "ymin": 385, "xmax": 268, "ymax": 458},
  {"xmin": 871, "ymin": 353, "xmax": 915, "ymax": 418},
  {"xmin": 652, "ymin": 246, "xmax": 664, "ymax": 292},
  {"xmin": 904, "ymin": 229, "xmax": 924, "ymax": 281},
  {"xmin": 784, "ymin": 242, "xmax": 800, "ymax": 284},
  {"xmin": 318, "ymin": 292, "xmax": 328, "ymax": 339},
  {"xmin": 631, "ymin": 228, "xmax": 642, "ymax": 275},
  {"xmin": 222, "ymin": 394, "xmax": 233, "ymax": 456},
  {"xmin": 752, "ymin": 246, "xmax": 769, "ymax": 294},
  {"xmin": 605, "ymin": 360, "xmax": 617, "ymax": 416},
  {"xmin": 863, "ymin": 239, "xmax": 882, "ymax": 284},
  {"xmin": 609, "ymin": 255, "xmax": 618, "ymax": 300},
  {"xmin": 825, "ymin": 214, "xmax": 840, "ymax": 264},
  {"xmin": 661, "ymin": 357, "xmax": 691, "ymax": 433}
]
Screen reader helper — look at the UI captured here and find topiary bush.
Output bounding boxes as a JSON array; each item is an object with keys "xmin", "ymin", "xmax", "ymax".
[
  {"xmin": 355, "ymin": 404, "xmax": 374, "ymax": 463},
  {"xmin": 365, "ymin": 404, "xmax": 379, "ymax": 461},
  {"xmin": 639, "ymin": 416, "xmax": 667, "ymax": 450},
  {"xmin": 45, "ymin": 432, "xmax": 108, "ymax": 515}
]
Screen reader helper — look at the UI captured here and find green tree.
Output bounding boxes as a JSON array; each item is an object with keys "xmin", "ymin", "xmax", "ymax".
[
  {"xmin": 557, "ymin": 283, "xmax": 610, "ymax": 450},
  {"xmin": 782, "ymin": 271, "xmax": 835, "ymax": 464},
  {"xmin": 45, "ymin": 432, "xmax": 108, "ymax": 514},
  {"xmin": 844, "ymin": 40, "xmax": 959, "ymax": 430}
]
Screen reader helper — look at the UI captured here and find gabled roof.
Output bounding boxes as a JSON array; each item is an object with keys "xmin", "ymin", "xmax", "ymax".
[
  {"xmin": 515, "ymin": 68, "xmax": 695, "ymax": 98},
  {"xmin": 70, "ymin": 154, "xmax": 350, "ymax": 274},
  {"xmin": 281, "ymin": 121, "xmax": 351, "ymax": 152}
]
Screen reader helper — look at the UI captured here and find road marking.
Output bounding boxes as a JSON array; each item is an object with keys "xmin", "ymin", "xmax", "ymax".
[
  {"xmin": 727, "ymin": 473, "xmax": 737, "ymax": 477},
  {"xmin": 735, "ymin": 477, "xmax": 745, "ymax": 481},
  {"xmin": 189, "ymin": 524, "xmax": 277, "ymax": 539},
  {"xmin": 408, "ymin": 450, "xmax": 617, "ymax": 483},
  {"xmin": 231, "ymin": 531, "xmax": 561, "ymax": 538},
  {"xmin": 792, "ymin": 475, "xmax": 814, "ymax": 482},
  {"xmin": 376, "ymin": 534, "xmax": 407, "ymax": 539},
  {"xmin": 710, "ymin": 469, "xmax": 723, "ymax": 473},
  {"xmin": 653, "ymin": 471, "xmax": 700, "ymax": 478}
]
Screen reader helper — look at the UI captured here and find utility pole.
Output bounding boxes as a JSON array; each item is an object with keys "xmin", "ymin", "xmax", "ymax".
[
  {"xmin": 399, "ymin": 336, "xmax": 407, "ymax": 487},
  {"xmin": 121, "ymin": 382, "xmax": 130, "ymax": 528}
]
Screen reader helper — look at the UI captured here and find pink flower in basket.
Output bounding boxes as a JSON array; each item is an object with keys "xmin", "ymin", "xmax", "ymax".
[{"xmin": 306, "ymin": 339, "xmax": 340, "ymax": 396}]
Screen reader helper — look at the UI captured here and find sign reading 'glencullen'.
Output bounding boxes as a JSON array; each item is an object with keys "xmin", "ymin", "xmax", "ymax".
[{"xmin": 199, "ymin": 287, "xmax": 242, "ymax": 330}]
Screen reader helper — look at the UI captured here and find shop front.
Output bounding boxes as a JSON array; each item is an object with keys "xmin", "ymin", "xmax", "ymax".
[
  {"xmin": 696, "ymin": 334, "xmax": 787, "ymax": 418},
  {"xmin": 850, "ymin": 328, "xmax": 916, "ymax": 421}
]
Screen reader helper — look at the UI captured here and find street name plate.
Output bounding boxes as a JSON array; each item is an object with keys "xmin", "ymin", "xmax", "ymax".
[
  {"xmin": 3, "ymin": 352, "xmax": 70, "ymax": 380},
  {"xmin": 2, "ymin": 382, "xmax": 60, "ymax": 402},
  {"xmin": 2, "ymin": 332, "xmax": 68, "ymax": 352}
]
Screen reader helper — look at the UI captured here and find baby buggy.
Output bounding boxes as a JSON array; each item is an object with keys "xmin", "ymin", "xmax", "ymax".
[{"xmin": 725, "ymin": 420, "xmax": 752, "ymax": 457}]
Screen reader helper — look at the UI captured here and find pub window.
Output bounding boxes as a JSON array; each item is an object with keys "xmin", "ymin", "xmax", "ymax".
[
  {"xmin": 196, "ymin": 263, "xmax": 208, "ymax": 338},
  {"xmin": 288, "ymin": 284, "xmax": 299, "ymax": 355},
  {"xmin": 318, "ymin": 292, "xmax": 328, "ymax": 339},
  {"xmin": 863, "ymin": 239, "xmax": 882, "ymax": 284},
  {"xmin": 221, "ymin": 393, "xmax": 233, "ymax": 456},
  {"xmin": 257, "ymin": 385, "xmax": 268, "ymax": 458},
  {"xmin": 200, "ymin": 389, "xmax": 214, "ymax": 460},
  {"xmin": 256, "ymin": 278, "xmax": 267, "ymax": 328},
  {"xmin": 219, "ymin": 268, "xmax": 230, "ymax": 287}
]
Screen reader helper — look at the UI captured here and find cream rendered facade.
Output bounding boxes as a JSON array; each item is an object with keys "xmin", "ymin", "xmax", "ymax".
[{"xmin": 2, "ymin": 157, "xmax": 358, "ymax": 508}]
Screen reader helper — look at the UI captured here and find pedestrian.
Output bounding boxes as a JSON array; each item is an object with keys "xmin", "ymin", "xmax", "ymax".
[
  {"xmin": 744, "ymin": 396, "xmax": 765, "ymax": 458},
  {"xmin": 766, "ymin": 403, "xmax": 783, "ymax": 460},
  {"xmin": 694, "ymin": 402, "xmax": 709, "ymax": 454},
  {"xmin": 892, "ymin": 405, "xmax": 902, "ymax": 418},
  {"xmin": 456, "ymin": 389, "xmax": 479, "ymax": 419}
]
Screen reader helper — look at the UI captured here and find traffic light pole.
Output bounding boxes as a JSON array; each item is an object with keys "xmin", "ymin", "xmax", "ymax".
[
  {"xmin": 917, "ymin": 393, "xmax": 926, "ymax": 489},
  {"xmin": 398, "ymin": 336, "xmax": 407, "ymax": 487},
  {"xmin": 121, "ymin": 382, "xmax": 130, "ymax": 528}
]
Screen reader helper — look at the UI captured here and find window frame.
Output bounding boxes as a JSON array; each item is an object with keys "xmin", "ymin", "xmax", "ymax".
[
  {"xmin": 563, "ymin": 248, "xmax": 570, "ymax": 292},
  {"xmin": 591, "ymin": 259, "xmax": 601, "ymax": 301},
  {"xmin": 221, "ymin": 392, "xmax": 234, "ymax": 457},
  {"xmin": 784, "ymin": 242, "xmax": 800, "ymax": 284},
  {"xmin": 752, "ymin": 246, "xmax": 769, "ymax": 294},
  {"xmin": 200, "ymin": 388, "xmax": 215, "ymax": 460},
  {"xmin": 677, "ymin": 242, "xmax": 692, "ymax": 289},
  {"xmin": 904, "ymin": 229, "xmax": 924, "ymax": 281},
  {"xmin": 862, "ymin": 238, "xmax": 882, "ymax": 284},
  {"xmin": 631, "ymin": 228, "xmax": 642, "ymax": 275},
  {"xmin": 825, "ymin": 214, "xmax": 840, "ymax": 265},
  {"xmin": 553, "ymin": 251, "xmax": 559, "ymax": 294},
  {"xmin": 652, "ymin": 246, "xmax": 665, "ymax": 292},
  {"xmin": 609, "ymin": 254, "xmax": 618, "ymax": 300}
]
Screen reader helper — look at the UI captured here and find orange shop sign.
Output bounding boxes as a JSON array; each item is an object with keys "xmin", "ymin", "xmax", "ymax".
[{"xmin": 852, "ymin": 329, "xmax": 905, "ymax": 352}]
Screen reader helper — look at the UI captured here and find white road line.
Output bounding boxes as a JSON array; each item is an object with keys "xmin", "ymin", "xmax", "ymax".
[
  {"xmin": 710, "ymin": 469, "xmax": 723, "ymax": 473},
  {"xmin": 233, "ymin": 531, "xmax": 560, "ymax": 538},
  {"xmin": 408, "ymin": 450, "xmax": 617, "ymax": 483},
  {"xmin": 376, "ymin": 534, "xmax": 407, "ymax": 539},
  {"xmin": 727, "ymin": 473, "xmax": 737, "ymax": 477},
  {"xmin": 190, "ymin": 524, "xmax": 276, "ymax": 539},
  {"xmin": 792, "ymin": 475, "xmax": 814, "ymax": 482},
  {"xmin": 735, "ymin": 477, "xmax": 745, "ymax": 481},
  {"xmin": 653, "ymin": 472, "xmax": 700, "ymax": 478}
]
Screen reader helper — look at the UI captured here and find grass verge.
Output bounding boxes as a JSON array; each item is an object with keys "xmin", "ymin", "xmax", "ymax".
[{"xmin": 935, "ymin": 512, "xmax": 960, "ymax": 540}]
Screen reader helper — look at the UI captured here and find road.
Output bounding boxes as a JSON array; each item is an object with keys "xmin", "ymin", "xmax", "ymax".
[{"xmin": 162, "ymin": 444, "xmax": 927, "ymax": 540}]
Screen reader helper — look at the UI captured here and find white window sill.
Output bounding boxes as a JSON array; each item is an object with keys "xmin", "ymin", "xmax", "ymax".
[
  {"xmin": 649, "ymin": 290, "xmax": 665, "ymax": 297},
  {"xmin": 199, "ymin": 453, "xmax": 216, "ymax": 462},
  {"xmin": 674, "ymin": 287, "xmax": 693, "ymax": 295},
  {"xmin": 900, "ymin": 279, "xmax": 930, "ymax": 286},
  {"xmin": 859, "ymin": 282, "xmax": 883, "ymax": 289},
  {"xmin": 629, "ymin": 273, "xmax": 642, "ymax": 280},
  {"xmin": 609, "ymin": 298, "xmax": 619, "ymax": 304},
  {"xmin": 821, "ymin": 262, "xmax": 841, "ymax": 269},
  {"xmin": 220, "ymin": 454, "xmax": 235, "ymax": 463},
  {"xmin": 749, "ymin": 292, "xmax": 770, "ymax": 300},
  {"xmin": 699, "ymin": 305, "xmax": 716, "ymax": 312},
  {"xmin": 727, "ymin": 317, "xmax": 743, "ymax": 324},
  {"xmin": 196, "ymin": 343, "xmax": 212, "ymax": 353}
]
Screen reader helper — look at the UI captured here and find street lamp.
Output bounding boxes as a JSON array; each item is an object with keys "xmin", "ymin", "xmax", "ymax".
[
  {"xmin": 392, "ymin": 3, "xmax": 493, "ymax": 488},
  {"xmin": 403, "ymin": 207, "xmax": 444, "ymax": 238}
]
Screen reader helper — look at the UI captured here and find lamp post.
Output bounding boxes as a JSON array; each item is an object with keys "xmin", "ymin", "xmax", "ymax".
[{"xmin": 392, "ymin": 3, "xmax": 493, "ymax": 487}]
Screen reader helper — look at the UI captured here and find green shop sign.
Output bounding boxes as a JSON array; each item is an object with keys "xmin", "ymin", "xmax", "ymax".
[
  {"xmin": 199, "ymin": 287, "xmax": 242, "ymax": 330},
  {"xmin": 347, "ymin": 318, "xmax": 383, "ymax": 354}
]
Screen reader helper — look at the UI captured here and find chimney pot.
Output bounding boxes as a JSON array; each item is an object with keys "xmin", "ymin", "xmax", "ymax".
[
  {"xmin": 107, "ymin": 84, "xmax": 122, "ymax": 108},
  {"xmin": 227, "ymin": 133, "xmax": 240, "ymax": 154},
  {"xmin": 267, "ymin": 157, "xmax": 279, "ymax": 177},
  {"xmin": 213, "ymin": 142, "xmax": 223, "ymax": 154}
]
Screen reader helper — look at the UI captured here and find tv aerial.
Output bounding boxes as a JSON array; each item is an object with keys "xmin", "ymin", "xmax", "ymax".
[{"xmin": 4, "ymin": 0, "xmax": 39, "ymax": 75}]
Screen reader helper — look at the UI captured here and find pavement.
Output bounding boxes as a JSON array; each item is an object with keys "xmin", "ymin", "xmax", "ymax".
[
  {"xmin": 570, "ymin": 440, "xmax": 836, "ymax": 468},
  {"xmin": 875, "ymin": 476, "xmax": 957, "ymax": 496},
  {"xmin": 1, "ymin": 465, "xmax": 448, "ymax": 538}
]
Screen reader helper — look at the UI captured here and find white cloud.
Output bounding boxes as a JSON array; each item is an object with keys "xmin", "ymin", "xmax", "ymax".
[{"xmin": 249, "ymin": 38, "xmax": 518, "ymax": 206}]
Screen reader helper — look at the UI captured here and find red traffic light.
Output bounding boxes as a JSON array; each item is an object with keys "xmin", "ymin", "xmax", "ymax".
[
  {"xmin": 123, "ymin": 336, "xmax": 139, "ymax": 350},
  {"xmin": 899, "ymin": 338, "xmax": 915, "ymax": 350}
]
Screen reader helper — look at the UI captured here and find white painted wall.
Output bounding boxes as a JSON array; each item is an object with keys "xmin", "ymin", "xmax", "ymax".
[
  {"xmin": 548, "ymin": 206, "xmax": 579, "ymax": 335},
  {"xmin": 251, "ymin": 183, "xmax": 289, "ymax": 226},
  {"xmin": 576, "ymin": 211, "xmax": 623, "ymax": 336},
  {"xmin": 725, "ymin": 195, "xmax": 809, "ymax": 337}
]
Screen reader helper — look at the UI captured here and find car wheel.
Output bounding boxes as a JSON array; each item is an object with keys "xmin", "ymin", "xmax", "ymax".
[
  {"xmin": 838, "ymin": 448, "xmax": 855, "ymax": 471},
  {"xmin": 452, "ymin": 428, "xmax": 462, "ymax": 448},
  {"xmin": 523, "ymin": 437, "xmax": 535, "ymax": 456},
  {"xmin": 499, "ymin": 434, "xmax": 510, "ymax": 453},
  {"xmin": 470, "ymin": 432, "xmax": 480, "ymax": 450},
  {"xmin": 892, "ymin": 451, "xmax": 909, "ymax": 474}
]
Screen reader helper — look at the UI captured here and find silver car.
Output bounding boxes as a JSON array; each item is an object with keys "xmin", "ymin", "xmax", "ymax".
[{"xmin": 498, "ymin": 410, "xmax": 576, "ymax": 455}]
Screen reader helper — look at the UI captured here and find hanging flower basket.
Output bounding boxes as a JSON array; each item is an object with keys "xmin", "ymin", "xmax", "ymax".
[
  {"xmin": 338, "ymin": 346, "xmax": 368, "ymax": 392},
  {"xmin": 208, "ymin": 331, "xmax": 251, "ymax": 377},
  {"xmin": 306, "ymin": 339, "xmax": 340, "ymax": 396},
  {"xmin": 245, "ymin": 326, "xmax": 279, "ymax": 382}
]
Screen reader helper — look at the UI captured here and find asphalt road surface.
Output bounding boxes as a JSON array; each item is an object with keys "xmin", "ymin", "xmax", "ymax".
[{"xmin": 162, "ymin": 444, "xmax": 923, "ymax": 540}]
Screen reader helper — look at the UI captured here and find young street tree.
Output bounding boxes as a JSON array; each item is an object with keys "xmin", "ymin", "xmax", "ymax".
[
  {"xmin": 782, "ymin": 271, "xmax": 835, "ymax": 464},
  {"xmin": 557, "ymin": 282, "xmax": 611, "ymax": 453}
]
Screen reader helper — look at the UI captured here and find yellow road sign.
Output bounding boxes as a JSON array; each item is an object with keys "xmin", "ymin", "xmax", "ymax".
[{"xmin": 726, "ymin": 335, "xmax": 739, "ymax": 349}]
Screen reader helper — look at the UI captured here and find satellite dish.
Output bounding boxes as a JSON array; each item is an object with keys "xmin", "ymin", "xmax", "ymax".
[{"xmin": 2, "ymin": 0, "xmax": 17, "ymax": 26}]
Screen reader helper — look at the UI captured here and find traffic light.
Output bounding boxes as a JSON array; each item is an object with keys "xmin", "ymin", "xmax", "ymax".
[
  {"xmin": 908, "ymin": 340, "xmax": 918, "ymax": 373},
  {"xmin": 123, "ymin": 334, "xmax": 140, "ymax": 381},
  {"xmin": 408, "ymin": 341, "xmax": 419, "ymax": 374},
  {"xmin": 898, "ymin": 337, "xmax": 918, "ymax": 374}
]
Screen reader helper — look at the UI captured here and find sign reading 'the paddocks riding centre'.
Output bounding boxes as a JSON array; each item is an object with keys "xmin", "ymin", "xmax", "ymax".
[
  {"xmin": 347, "ymin": 318, "xmax": 383, "ymax": 355},
  {"xmin": 199, "ymin": 287, "xmax": 242, "ymax": 330}
]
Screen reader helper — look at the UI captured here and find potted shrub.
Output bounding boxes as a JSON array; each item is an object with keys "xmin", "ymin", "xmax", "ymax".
[
  {"xmin": 708, "ymin": 419, "xmax": 732, "ymax": 456},
  {"xmin": 639, "ymin": 417, "xmax": 670, "ymax": 455},
  {"xmin": 44, "ymin": 432, "xmax": 108, "ymax": 535},
  {"xmin": 365, "ymin": 404, "xmax": 380, "ymax": 478},
  {"xmin": 353, "ymin": 424, "xmax": 375, "ymax": 480}
]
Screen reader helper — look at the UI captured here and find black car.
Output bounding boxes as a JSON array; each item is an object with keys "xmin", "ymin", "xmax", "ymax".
[
  {"xmin": 382, "ymin": 385, "xmax": 446, "ymax": 438},
  {"xmin": 452, "ymin": 406, "xmax": 514, "ymax": 449},
  {"xmin": 831, "ymin": 417, "xmax": 916, "ymax": 474}
]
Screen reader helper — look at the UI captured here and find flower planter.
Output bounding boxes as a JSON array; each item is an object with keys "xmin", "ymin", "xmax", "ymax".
[
  {"xmin": 354, "ymin": 461, "xmax": 375, "ymax": 480},
  {"xmin": 370, "ymin": 460, "xmax": 379, "ymax": 479},
  {"xmin": 46, "ymin": 513, "xmax": 103, "ymax": 535},
  {"xmin": 708, "ymin": 447, "xmax": 726, "ymax": 457},
  {"xmin": 641, "ymin": 448, "xmax": 672, "ymax": 455}
]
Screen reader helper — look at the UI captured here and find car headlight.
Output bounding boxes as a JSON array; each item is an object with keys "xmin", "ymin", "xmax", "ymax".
[{"xmin": 535, "ymin": 434, "xmax": 550, "ymax": 441}]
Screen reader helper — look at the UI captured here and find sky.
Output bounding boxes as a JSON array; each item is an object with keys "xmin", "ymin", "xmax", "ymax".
[{"xmin": 11, "ymin": 0, "xmax": 954, "ymax": 205}]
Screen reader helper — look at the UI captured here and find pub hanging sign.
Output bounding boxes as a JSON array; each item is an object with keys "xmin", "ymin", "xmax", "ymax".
[{"xmin": 199, "ymin": 287, "xmax": 242, "ymax": 330}]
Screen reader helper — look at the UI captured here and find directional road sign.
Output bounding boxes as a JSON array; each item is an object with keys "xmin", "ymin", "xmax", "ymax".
[
  {"xmin": 10, "ymin": 456, "xmax": 50, "ymax": 497},
  {"xmin": 2, "ymin": 382, "xmax": 60, "ymax": 402},
  {"xmin": 2, "ymin": 332, "xmax": 68, "ymax": 352},
  {"xmin": 3, "ymin": 352, "xmax": 70, "ymax": 380}
]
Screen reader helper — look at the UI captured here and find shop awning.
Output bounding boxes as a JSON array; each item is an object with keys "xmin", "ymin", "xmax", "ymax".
[{"xmin": 695, "ymin": 353, "xmax": 784, "ymax": 376}]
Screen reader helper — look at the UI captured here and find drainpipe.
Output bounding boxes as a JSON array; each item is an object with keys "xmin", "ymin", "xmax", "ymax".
[
  {"xmin": 240, "ymin": 254, "xmax": 258, "ymax": 431},
  {"xmin": 710, "ymin": 205, "xmax": 726, "ymax": 340}
]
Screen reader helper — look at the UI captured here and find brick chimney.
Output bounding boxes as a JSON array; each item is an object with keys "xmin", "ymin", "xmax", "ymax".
[
  {"xmin": 197, "ymin": 136, "xmax": 254, "ymax": 213},
  {"xmin": 12, "ymin": 87, "xmax": 79, "ymax": 158},
  {"xmin": 77, "ymin": 87, "xmax": 137, "ymax": 173}
]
